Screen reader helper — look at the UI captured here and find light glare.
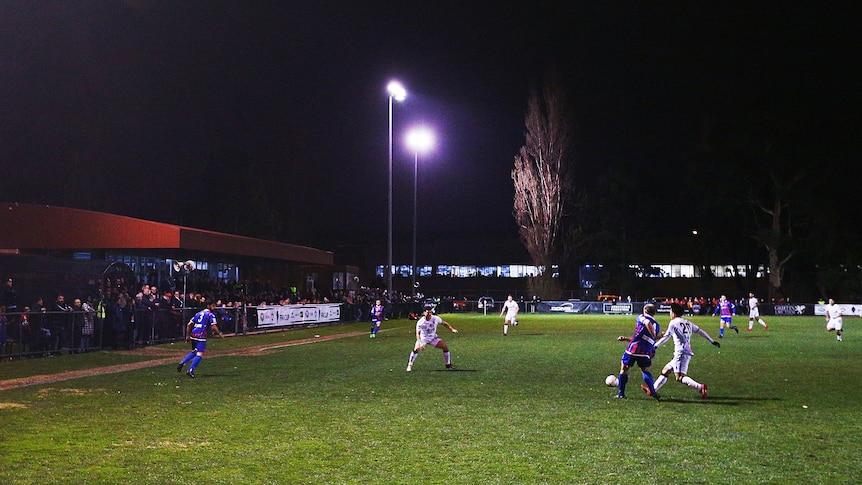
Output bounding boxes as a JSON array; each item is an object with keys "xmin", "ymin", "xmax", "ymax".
[
  {"xmin": 387, "ymin": 81, "xmax": 406, "ymax": 101},
  {"xmin": 406, "ymin": 127, "xmax": 434, "ymax": 153}
]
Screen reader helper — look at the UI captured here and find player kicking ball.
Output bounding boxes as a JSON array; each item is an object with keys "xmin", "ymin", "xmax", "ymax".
[
  {"xmin": 406, "ymin": 306, "xmax": 458, "ymax": 372},
  {"xmin": 647, "ymin": 302, "xmax": 720, "ymax": 399}
]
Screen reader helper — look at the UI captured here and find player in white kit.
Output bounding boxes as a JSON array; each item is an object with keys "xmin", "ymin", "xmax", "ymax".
[
  {"xmin": 746, "ymin": 292, "xmax": 768, "ymax": 331},
  {"xmin": 646, "ymin": 302, "xmax": 720, "ymax": 399},
  {"xmin": 500, "ymin": 294, "xmax": 520, "ymax": 336},
  {"xmin": 406, "ymin": 306, "xmax": 459, "ymax": 371},
  {"xmin": 825, "ymin": 298, "xmax": 843, "ymax": 342}
]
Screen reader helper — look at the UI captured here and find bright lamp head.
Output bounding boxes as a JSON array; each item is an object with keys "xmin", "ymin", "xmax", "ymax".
[
  {"xmin": 406, "ymin": 127, "xmax": 435, "ymax": 153},
  {"xmin": 387, "ymin": 81, "xmax": 406, "ymax": 102}
]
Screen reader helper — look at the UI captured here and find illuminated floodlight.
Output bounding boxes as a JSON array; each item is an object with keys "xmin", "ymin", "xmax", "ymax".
[
  {"xmin": 405, "ymin": 126, "xmax": 435, "ymax": 154},
  {"xmin": 387, "ymin": 81, "xmax": 407, "ymax": 102}
]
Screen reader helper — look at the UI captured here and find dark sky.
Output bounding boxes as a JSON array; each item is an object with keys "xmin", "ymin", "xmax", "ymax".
[{"xmin": 1, "ymin": 2, "xmax": 859, "ymax": 256}]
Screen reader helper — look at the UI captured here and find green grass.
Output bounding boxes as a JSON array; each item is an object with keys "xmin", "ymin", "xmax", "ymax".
[{"xmin": 1, "ymin": 314, "xmax": 859, "ymax": 484}]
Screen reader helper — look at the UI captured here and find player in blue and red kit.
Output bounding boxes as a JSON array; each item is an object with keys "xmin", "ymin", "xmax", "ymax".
[
  {"xmin": 614, "ymin": 303, "xmax": 661, "ymax": 400},
  {"xmin": 713, "ymin": 295, "xmax": 738, "ymax": 338},
  {"xmin": 370, "ymin": 299, "xmax": 384, "ymax": 338},
  {"xmin": 176, "ymin": 302, "xmax": 223, "ymax": 378}
]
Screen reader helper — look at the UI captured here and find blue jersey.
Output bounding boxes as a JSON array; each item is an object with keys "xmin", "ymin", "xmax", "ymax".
[
  {"xmin": 713, "ymin": 300, "xmax": 736, "ymax": 318},
  {"xmin": 371, "ymin": 304, "xmax": 384, "ymax": 324},
  {"xmin": 625, "ymin": 313, "xmax": 660, "ymax": 358},
  {"xmin": 189, "ymin": 309, "xmax": 217, "ymax": 341}
]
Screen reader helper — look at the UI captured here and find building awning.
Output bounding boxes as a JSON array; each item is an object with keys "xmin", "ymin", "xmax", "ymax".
[{"xmin": 0, "ymin": 203, "xmax": 333, "ymax": 266}]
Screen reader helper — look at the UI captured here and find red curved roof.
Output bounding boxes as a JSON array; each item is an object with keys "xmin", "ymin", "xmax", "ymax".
[{"xmin": 0, "ymin": 203, "xmax": 333, "ymax": 265}]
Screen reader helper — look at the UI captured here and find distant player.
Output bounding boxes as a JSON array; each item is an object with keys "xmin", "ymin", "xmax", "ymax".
[
  {"xmin": 648, "ymin": 302, "xmax": 720, "ymax": 399},
  {"xmin": 713, "ymin": 295, "xmax": 738, "ymax": 338},
  {"xmin": 614, "ymin": 303, "xmax": 661, "ymax": 400},
  {"xmin": 500, "ymin": 294, "xmax": 519, "ymax": 336},
  {"xmin": 370, "ymin": 299, "xmax": 384, "ymax": 338},
  {"xmin": 176, "ymin": 301, "xmax": 223, "ymax": 378},
  {"xmin": 825, "ymin": 298, "xmax": 843, "ymax": 342},
  {"xmin": 746, "ymin": 292, "xmax": 768, "ymax": 331},
  {"xmin": 406, "ymin": 306, "xmax": 458, "ymax": 372}
]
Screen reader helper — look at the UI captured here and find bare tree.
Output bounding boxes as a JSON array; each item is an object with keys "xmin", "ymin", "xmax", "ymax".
[{"xmin": 511, "ymin": 74, "xmax": 572, "ymax": 298}]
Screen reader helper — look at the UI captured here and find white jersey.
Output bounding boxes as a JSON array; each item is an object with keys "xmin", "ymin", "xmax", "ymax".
[
  {"xmin": 654, "ymin": 317, "xmax": 714, "ymax": 357},
  {"xmin": 748, "ymin": 297, "xmax": 760, "ymax": 318},
  {"xmin": 503, "ymin": 299, "xmax": 519, "ymax": 318},
  {"xmin": 416, "ymin": 314, "xmax": 443, "ymax": 343},
  {"xmin": 825, "ymin": 303, "xmax": 842, "ymax": 321}
]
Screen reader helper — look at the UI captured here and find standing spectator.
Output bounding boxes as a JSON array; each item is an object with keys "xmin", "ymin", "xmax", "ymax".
[
  {"xmin": 0, "ymin": 306, "xmax": 7, "ymax": 357},
  {"xmin": 614, "ymin": 304, "xmax": 661, "ymax": 400},
  {"xmin": 176, "ymin": 301, "xmax": 224, "ymax": 378},
  {"xmin": 369, "ymin": 299, "xmax": 384, "ymax": 338},
  {"xmin": 52, "ymin": 295, "xmax": 74, "ymax": 353},
  {"xmin": 406, "ymin": 306, "xmax": 459, "ymax": 372},
  {"xmin": 746, "ymin": 293, "xmax": 769, "ymax": 331},
  {"xmin": 136, "ymin": 285, "xmax": 156, "ymax": 344},
  {"xmin": 71, "ymin": 298, "xmax": 85, "ymax": 353},
  {"xmin": 825, "ymin": 298, "xmax": 843, "ymax": 342},
  {"xmin": 2, "ymin": 278, "xmax": 18, "ymax": 314},
  {"xmin": 2, "ymin": 278, "xmax": 19, "ymax": 337},
  {"xmin": 79, "ymin": 298, "xmax": 96, "ymax": 352},
  {"xmin": 500, "ymin": 294, "xmax": 520, "ymax": 336}
]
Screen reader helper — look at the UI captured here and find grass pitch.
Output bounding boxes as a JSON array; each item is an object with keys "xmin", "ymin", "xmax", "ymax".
[{"xmin": 0, "ymin": 313, "xmax": 859, "ymax": 484}]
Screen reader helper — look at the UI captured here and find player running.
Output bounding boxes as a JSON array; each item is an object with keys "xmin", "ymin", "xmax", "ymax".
[
  {"xmin": 500, "ymin": 294, "xmax": 520, "ymax": 336},
  {"xmin": 176, "ymin": 301, "xmax": 224, "ymax": 378},
  {"xmin": 825, "ymin": 298, "xmax": 843, "ymax": 342},
  {"xmin": 369, "ymin": 299, "xmax": 384, "ymax": 338},
  {"xmin": 406, "ymin": 306, "xmax": 459, "ymax": 372},
  {"xmin": 747, "ymin": 292, "xmax": 768, "ymax": 331},
  {"xmin": 614, "ymin": 303, "xmax": 661, "ymax": 400},
  {"xmin": 713, "ymin": 295, "xmax": 738, "ymax": 338},
  {"xmin": 647, "ymin": 302, "xmax": 720, "ymax": 399}
]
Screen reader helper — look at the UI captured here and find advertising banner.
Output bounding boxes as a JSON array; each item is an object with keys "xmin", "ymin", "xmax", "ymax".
[{"xmin": 255, "ymin": 303, "xmax": 341, "ymax": 328}]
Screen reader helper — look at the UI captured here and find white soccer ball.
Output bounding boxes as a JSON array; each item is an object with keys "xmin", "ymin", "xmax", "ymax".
[{"xmin": 605, "ymin": 374, "xmax": 619, "ymax": 387}]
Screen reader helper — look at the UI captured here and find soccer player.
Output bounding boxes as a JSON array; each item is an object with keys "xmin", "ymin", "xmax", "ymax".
[
  {"xmin": 614, "ymin": 303, "xmax": 661, "ymax": 400},
  {"xmin": 825, "ymin": 298, "xmax": 843, "ymax": 342},
  {"xmin": 369, "ymin": 299, "xmax": 384, "ymax": 338},
  {"xmin": 647, "ymin": 302, "xmax": 720, "ymax": 399},
  {"xmin": 406, "ymin": 306, "xmax": 458, "ymax": 372},
  {"xmin": 500, "ymin": 294, "xmax": 520, "ymax": 336},
  {"xmin": 176, "ymin": 301, "xmax": 223, "ymax": 378},
  {"xmin": 746, "ymin": 292, "xmax": 768, "ymax": 331},
  {"xmin": 713, "ymin": 295, "xmax": 738, "ymax": 338}
]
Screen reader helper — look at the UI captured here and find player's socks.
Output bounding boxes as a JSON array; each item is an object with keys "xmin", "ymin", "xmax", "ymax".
[
  {"xmin": 189, "ymin": 355, "xmax": 202, "ymax": 372},
  {"xmin": 617, "ymin": 373, "xmax": 628, "ymax": 396},
  {"xmin": 408, "ymin": 350, "xmax": 418, "ymax": 366},
  {"xmin": 681, "ymin": 376, "xmax": 701, "ymax": 390},
  {"xmin": 503, "ymin": 324, "xmax": 508, "ymax": 336},
  {"xmin": 180, "ymin": 351, "xmax": 195, "ymax": 365},
  {"xmin": 642, "ymin": 371, "xmax": 657, "ymax": 394},
  {"xmin": 443, "ymin": 351, "xmax": 451, "ymax": 366},
  {"xmin": 653, "ymin": 374, "xmax": 668, "ymax": 391},
  {"xmin": 719, "ymin": 328, "xmax": 724, "ymax": 337}
]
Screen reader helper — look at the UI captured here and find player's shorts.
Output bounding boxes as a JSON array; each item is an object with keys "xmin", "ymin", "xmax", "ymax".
[
  {"xmin": 749, "ymin": 308, "xmax": 760, "ymax": 319},
  {"xmin": 621, "ymin": 352, "xmax": 652, "ymax": 369},
  {"xmin": 827, "ymin": 317, "xmax": 843, "ymax": 331},
  {"xmin": 417, "ymin": 336, "xmax": 441, "ymax": 348},
  {"xmin": 190, "ymin": 339, "xmax": 207, "ymax": 353},
  {"xmin": 372, "ymin": 319, "xmax": 382, "ymax": 325},
  {"xmin": 720, "ymin": 316, "xmax": 733, "ymax": 324},
  {"xmin": 505, "ymin": 312, "xmax": 518, "ymax": 322},
  {"xmin": 664, "ymin": 352, "xmax": 692, "ymax": 375}
]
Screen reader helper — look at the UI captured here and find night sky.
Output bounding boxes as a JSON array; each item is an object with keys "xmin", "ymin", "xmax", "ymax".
[{"xmin": 1, "ymin": 2, "xmax": 859, "ymax": 258}]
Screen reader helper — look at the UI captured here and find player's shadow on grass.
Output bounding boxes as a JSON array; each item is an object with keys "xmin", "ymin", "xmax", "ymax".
[{"xmin": 659, "ymin": 396, "xmax": 780, "ymax": 406}]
